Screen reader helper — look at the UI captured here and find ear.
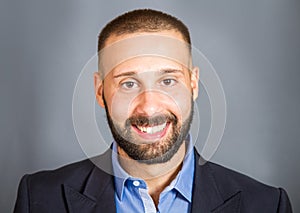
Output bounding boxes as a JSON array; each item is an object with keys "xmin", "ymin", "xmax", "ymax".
[
  {"xmin": 94, "ymin": 72, "xmax": 105, "ymax": 108},
  {"xmin": 190, "ymin": 66, "xmax": 199, "ymax": 101}
]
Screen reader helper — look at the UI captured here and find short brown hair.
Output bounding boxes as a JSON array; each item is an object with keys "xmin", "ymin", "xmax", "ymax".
[{"xmin": 98, "ymin": 9, "xmax": 191, "ymax": 52}]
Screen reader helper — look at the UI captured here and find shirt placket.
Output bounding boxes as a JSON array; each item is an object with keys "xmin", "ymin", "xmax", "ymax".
[{"xmin": 131, "ymin": 180, "xmax": 157, "ymax": 213}]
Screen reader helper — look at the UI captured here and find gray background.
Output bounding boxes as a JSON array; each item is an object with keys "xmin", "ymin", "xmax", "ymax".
[{"xmin": 1, "ymin": 0, "xmax": 299, "ymax": 212}]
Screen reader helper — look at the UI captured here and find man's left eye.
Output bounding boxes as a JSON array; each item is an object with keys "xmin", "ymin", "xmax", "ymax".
[{"xmin": 161, "ymin": 79, "xmax": 177, "ymax": 86}]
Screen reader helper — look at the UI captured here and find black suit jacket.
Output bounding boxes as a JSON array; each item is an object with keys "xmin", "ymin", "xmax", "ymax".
[{"xmin": 14, "ymin": 149, "xmax": 292, "ymax": 213}]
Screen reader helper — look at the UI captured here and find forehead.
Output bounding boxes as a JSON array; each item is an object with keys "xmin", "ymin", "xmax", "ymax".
[
  {"xmin": 111, "ymin": 56, "xmax": 186, "ymax": 76},
  {"xmin": 98, "ymin": 31, "xmax": 192, "ymax": 79},
  {"xmin": 104, "ymin": 30, "xmax": 186, "ymax": 46}
]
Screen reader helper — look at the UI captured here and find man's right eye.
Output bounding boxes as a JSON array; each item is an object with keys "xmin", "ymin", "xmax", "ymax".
[{"xmin": 121, "ymin": 81, "xmax": 138, "ymax": 89}]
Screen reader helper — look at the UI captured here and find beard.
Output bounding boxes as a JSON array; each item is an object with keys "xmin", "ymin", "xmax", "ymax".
[{"xmin": 103, "ymin": 97, "xmax": 194, "ymax": 165}]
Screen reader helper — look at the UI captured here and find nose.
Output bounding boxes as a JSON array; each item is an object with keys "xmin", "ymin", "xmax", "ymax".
[{"xmin": 133, "ymin": 90, "xmax": 165, "ymax": 116}]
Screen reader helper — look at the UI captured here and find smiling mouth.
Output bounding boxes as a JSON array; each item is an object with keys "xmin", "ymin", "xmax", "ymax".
[
  {"xmin": 135, "ymin": 122, "xmax": 167, "ymax": 134},
  {"xmin": 132, "ymin": 121, "xmax": 170, "ymax": 139}
]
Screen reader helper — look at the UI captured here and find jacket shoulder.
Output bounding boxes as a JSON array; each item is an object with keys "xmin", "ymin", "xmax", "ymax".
[
  {"xmin": 14, "ymin": 158, "xmax": 99, "ymax": 213},
  {"xmin": 26, "ymin": 158, "xmax": 95, "ymax": 192},
  {"xmin": 205, "ymin": 161, "xmax": 291, "ymax": 211},
  {"xmin": 207, "ymin": 161, "xmax": 276, "ymax": 191}
]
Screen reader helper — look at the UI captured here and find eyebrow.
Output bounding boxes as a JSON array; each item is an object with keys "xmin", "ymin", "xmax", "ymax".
[
  {"xmin": 158, "ymin": 68, "xmax": 184, "ymax": 75},
  {"xmin": 113, "ymin": 71, "xmax": 137, "ymax": 79},
  {"xmin": 113, "ymin": 68, "xmax": 184, "ymax": 79}
]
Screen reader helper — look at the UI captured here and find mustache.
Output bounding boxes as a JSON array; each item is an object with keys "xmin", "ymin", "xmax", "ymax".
[{"xmin": 126, "ymin": 113, "xmax": 177, "ymax": 127}]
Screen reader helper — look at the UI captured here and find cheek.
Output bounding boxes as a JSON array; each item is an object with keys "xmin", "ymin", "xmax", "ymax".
[
  {"xmin": 102, "ymin": 75, "xmax": 139, "ymax": 123},
  {"xmin": 103, "ymin": 78, "xmax": 136, "ymax": 124},
  {"xmin": 168, "ymin": 84, "xmax": 193, "ymax": 121},
  {"xmin": 108, "ymin": 91, "xmax": 136, "ymax": 123}
]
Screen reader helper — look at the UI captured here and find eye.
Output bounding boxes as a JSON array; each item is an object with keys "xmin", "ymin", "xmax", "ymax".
[
  {"xmin": 121, "ymin": 81, "xmax": 138, "ymax": 89},
  {"xmin": 161, "ymin": 78, "xmax": 177, "ymax": 86}
]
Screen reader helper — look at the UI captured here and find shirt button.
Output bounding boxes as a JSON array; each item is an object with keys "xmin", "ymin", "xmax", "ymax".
[{"xmin": 133, "ymin": 180, "xmax": 140, "ymax": 187}]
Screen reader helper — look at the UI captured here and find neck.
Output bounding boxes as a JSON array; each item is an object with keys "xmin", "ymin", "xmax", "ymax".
[{"xmin": 117, "ymin": 142, "xmax": 186, "ymax": 207}]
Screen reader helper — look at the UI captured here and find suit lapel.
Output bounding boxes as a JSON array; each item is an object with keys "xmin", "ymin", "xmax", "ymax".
[
  {"xmin": 64, "ymin": 150, "xmax": 116, "ymax": 213},
  {"xmin": 211, "ymin": 192, "xmax": 241, "ymax": 213},
  {"xmin": 191, "ymin": 151, "xmax": 241, "ymax": 213},
  {"xmin": 64, "ymin": 185, "xmax": 97, "ymax": 213}
]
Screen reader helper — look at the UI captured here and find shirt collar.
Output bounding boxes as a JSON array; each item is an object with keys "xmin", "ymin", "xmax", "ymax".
[
  {"xmin": 111, "ymin": 134, "xmax": 195, "ymax": 202},
  {"xmin": 111, "ymin": 142, "xmax": 130, "ymax": 200},
  {"xmin": 172, "ymin": 134, "xmax": 195, "ymax": 202}
]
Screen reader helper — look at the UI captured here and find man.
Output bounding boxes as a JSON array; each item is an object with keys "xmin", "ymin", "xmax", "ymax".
[{"xmin": 14, "ymin": 9, "xmax": 292, "ymax": 213}]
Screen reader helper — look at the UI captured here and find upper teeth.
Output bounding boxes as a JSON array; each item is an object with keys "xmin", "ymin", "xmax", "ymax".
[{"xmin": 137, "ymin": 122, "xmax": 167, "ymax": 134}]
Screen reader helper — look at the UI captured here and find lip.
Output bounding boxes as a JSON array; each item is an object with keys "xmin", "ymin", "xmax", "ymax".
[{"xmin": 132, "ymin": 122, "xmax": 170, "ymax": 141}]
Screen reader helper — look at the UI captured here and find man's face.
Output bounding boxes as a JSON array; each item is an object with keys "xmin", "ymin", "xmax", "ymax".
[{"xmin": 95, "ymin": 31, "xmax": 199, "ymax": 164}]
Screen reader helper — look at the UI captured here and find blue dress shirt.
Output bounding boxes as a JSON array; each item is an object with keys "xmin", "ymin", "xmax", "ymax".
[{"xmin": 112, "ymin": 136, "xmax": 195, "ymax": 213}]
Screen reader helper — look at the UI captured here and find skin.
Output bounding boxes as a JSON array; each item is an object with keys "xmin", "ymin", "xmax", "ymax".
[{"xmin": 94, "ymin": 30, "xmax": 199, "ymax": 207}]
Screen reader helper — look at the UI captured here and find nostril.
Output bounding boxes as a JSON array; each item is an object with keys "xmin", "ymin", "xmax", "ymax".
[{"xmin": 131, "ymin": 91, "xmax": 167, "ymax": 116}]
